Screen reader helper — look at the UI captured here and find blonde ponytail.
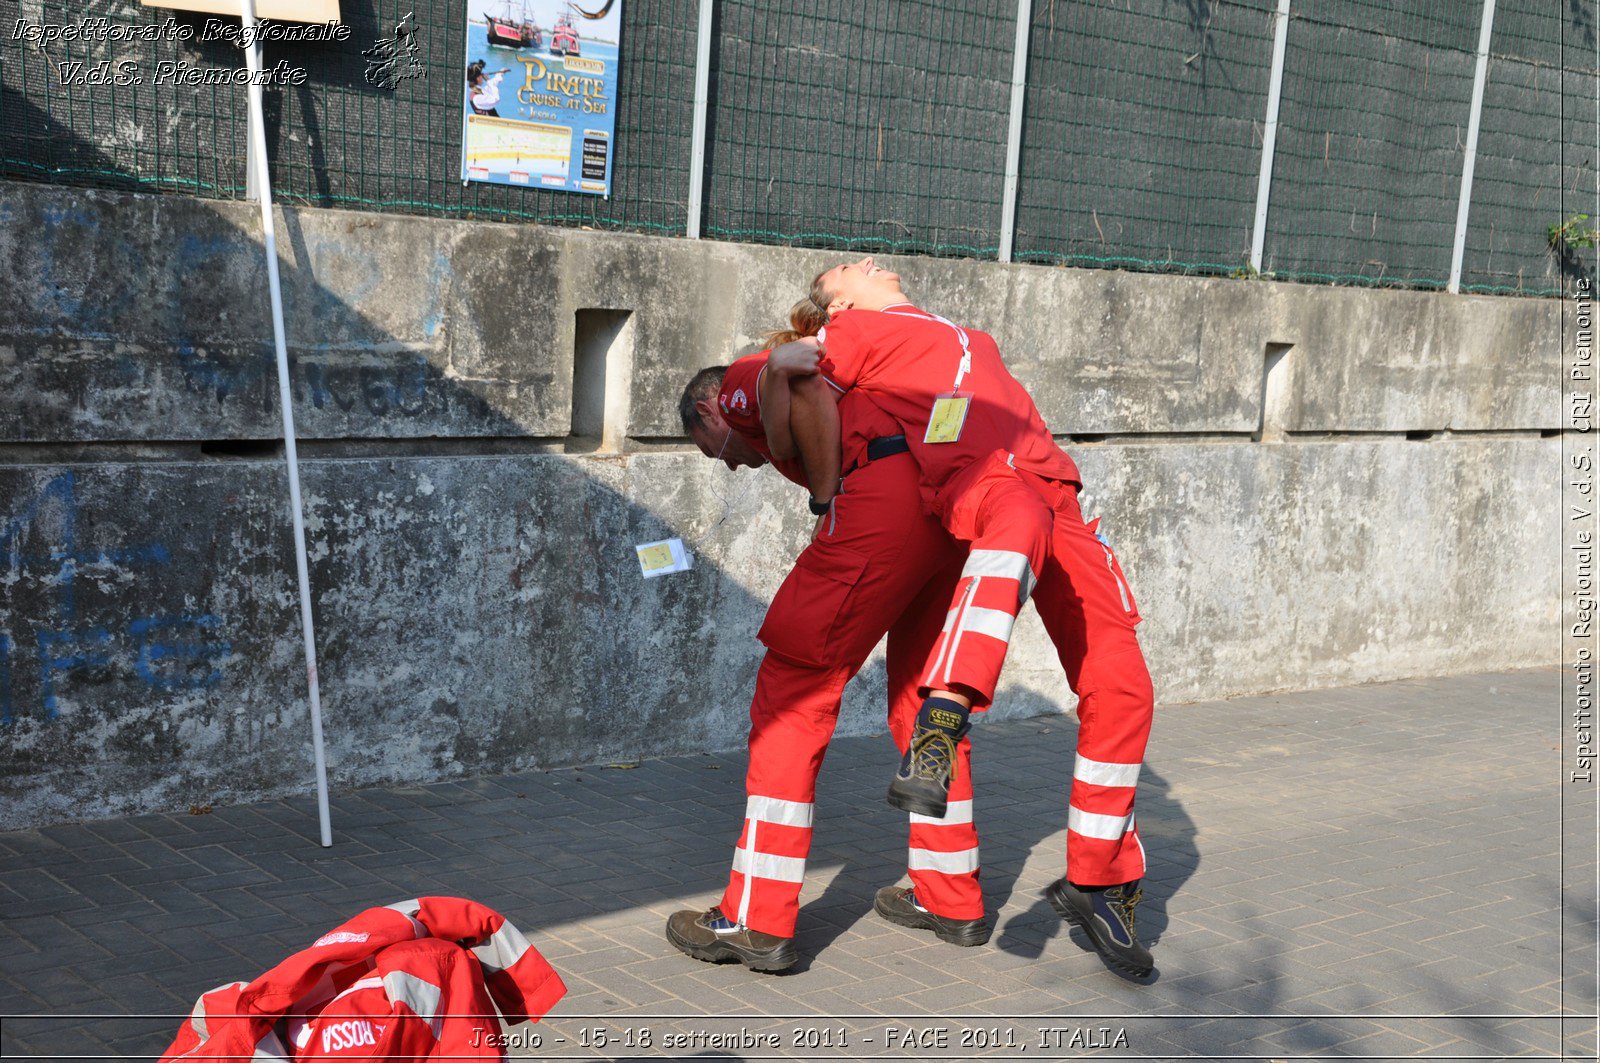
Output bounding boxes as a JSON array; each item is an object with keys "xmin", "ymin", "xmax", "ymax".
[{"xmin": 761, "ymin": 294, "xmax": 830, "ymax": 348}]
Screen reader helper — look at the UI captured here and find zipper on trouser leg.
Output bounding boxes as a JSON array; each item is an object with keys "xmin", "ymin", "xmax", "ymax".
[
  {"xmin": 736, "ymin": 819, "xmax": 757, "ymax": 927},
  {"xmin": 943, "ymin": 576, "xmax": 981, "ymax": 687}
]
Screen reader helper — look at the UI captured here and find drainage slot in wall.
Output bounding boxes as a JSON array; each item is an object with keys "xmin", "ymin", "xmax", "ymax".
[
  {"xmin": 1256, "ymin": 342, "xmax": 1294, "ymax": 443},
  {"xmin": 571, "ymin": 309, "xmax": 635, "ymax": 453},
  {"xmin": 1405, "ymin": 430, "xmax": 1436, "ymax": 441},
  {"xmin": 199, "ymin": 439, "xmax": 284, "ymax": 459}
]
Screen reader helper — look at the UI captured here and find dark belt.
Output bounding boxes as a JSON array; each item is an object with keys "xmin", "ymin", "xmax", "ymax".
[
  {"xmin": 865, "ymin": 434, "xmax": 910, "ymax": 462},
  {"xmin": 844, "ymin": 434, "xmax": 910, "ymax": 478}
]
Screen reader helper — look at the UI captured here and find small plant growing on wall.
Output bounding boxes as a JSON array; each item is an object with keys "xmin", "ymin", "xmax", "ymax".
[
  {"xmin": 1549, "ymin": 213, "xmax": 1599, "ymax": 252},
  {"xmin": 1549, "ymin": 213, "xmax": 1599, "ymax": 288}
]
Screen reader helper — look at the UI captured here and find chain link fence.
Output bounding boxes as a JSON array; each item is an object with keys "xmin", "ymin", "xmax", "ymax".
[
  {"xmin": 1, "ymin": 0, "xmax": 1593, "ymax": 294},
  {"xmin": 1, "ymin": 0, "xmax": 694, "ymax": 230}
]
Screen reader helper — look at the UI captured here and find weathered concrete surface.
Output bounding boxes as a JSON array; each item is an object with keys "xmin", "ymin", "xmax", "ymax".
[
  {"xmin": 1008, "ymin": 437, "xmax": 1559, "ymax": 700},
  {"xmin": 1262, "ymin": 284, "xmax": 1567, "ymax": 432},
  {"xmin": 0, "ymin": 181, "xmax": 1564, "ymax": 445},
  {"xmin": 0, "ymin": 438, "xmax": 1558, "ymax": 828},
  {"xmin": 0, "ymin": 181, "xmax": 1565, "ymax": 828},
  {"xmin": 0, "ymin": 187, "xmax": 565, "ymax": 440}
]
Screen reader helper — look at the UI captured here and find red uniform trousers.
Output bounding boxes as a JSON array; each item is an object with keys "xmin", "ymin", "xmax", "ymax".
[
  {"xmin": 921, "ymin": 455, "xmax": 1155, "ymax": 889},
  {"xmin": 719, "ymin": 451, "xmax": 984, "ymax": 938},
  {"xmin": 920, "ymin": 456, "xmax": 1054, "ymax": 706}
]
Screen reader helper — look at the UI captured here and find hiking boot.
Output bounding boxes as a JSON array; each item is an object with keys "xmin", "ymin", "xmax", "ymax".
[
  {"xmin": 1046, "ymin": 878, "xmax": 1154, "ymax": 976},
  {"xmin": 664, "ymin": 907, "xmax": 797, "ymax": 972},
  {"xmin": 874, "ymin": 886, "xmax": 991, "ymax": 946},
  {"xmin": 887, "ymin": 723, "xmax": 962, "ymax": 817}
]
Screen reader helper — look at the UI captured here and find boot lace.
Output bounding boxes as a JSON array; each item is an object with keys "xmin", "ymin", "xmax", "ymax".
[
  {"xmin": 1108, "ymin": 885, "xmax": 1143, "ymax": 934},
  {"xmin": 907, "ymin": 725, "xmax": 959, "ymax": 783}
]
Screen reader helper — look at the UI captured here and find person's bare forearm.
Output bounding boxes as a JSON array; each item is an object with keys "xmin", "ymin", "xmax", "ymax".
[
  {"xmin": 758, "ymin": 362, "xmax": 797, "ymax": 460},
  {"xmin": 760, "ymin": 337, "xmax": 826, "ymax": 462},
  {"xmin": 759, "ymin": 338, "xmax": 841, "ymax": 501},
  {"xmin": 788, "ymin": 374, "xmax": 842, "ymax": 502}
]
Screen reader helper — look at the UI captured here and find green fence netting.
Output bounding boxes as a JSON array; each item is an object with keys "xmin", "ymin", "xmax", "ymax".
[
  {"xmin": 0, "ymin": 0, "xmax": 695, "ymax": 231},
  {"xmin": 1462, "ymin": 0, "xmax": 1599, "ymax": 294},
  {"xmin": 1012, "ymin": 0, "xmax": 1276, "ymax": 276},
  {"xmin": 1263, "ymin": 0, "xmax": 1479, "ymax": 290},
  {"xmin": 702, "ymin": 0, "xmax": 1013, "ymax": 256},
  {"xmin": 0, "ymin": 0, "xmax": 1591, "ymax": 295}
]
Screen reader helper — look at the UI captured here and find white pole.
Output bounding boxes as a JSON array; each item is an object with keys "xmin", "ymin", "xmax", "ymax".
[
  {"xmin": 997, "ymin": 0, "xmax": 1034, "ymax": 263},
  {"xmin": 242, "ymin": 0, "xmax": 334, "ymax": 848},
  {"xmin": 685, "ymin": 0, "xmax": 715, "ymax": 238},
  {"xmin": 246, "ymin": 135, "xmax": 261, "ymax": 201},
  {"xmin": 1448, "ymin": 0, "xmax": 1497, "ymax": 294},
  {"xmin": 1250, "ymin": 0, "xmax": 1292, "ymax": 273}
]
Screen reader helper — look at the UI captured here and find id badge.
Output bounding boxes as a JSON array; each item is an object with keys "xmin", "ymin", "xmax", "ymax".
[
  {"xmin": 924, "ymin": 392, "xmax": 971, "ymax": 444},
  {"xmin": 636, "ymin": 537, "xmax": 694, "ymax": 578}
]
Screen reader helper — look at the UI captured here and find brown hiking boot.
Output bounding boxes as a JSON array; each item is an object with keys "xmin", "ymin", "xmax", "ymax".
[
  {"xmin": 664, "ymin": 906, "xmax": 797, "ymax": 972},
  {"xmin": 874, "ymin": 886, "xmax": 991, "ymax": 946}
]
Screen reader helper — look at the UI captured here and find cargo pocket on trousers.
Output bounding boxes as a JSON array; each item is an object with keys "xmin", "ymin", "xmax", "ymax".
[{"xmin": 757, "ymin": 544, "xmax": 871, "ymax": 668}]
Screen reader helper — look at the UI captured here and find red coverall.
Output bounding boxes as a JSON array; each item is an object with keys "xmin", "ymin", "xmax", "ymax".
[
  {"xmin": 712, "ymin": 352, "xmax": 983, "ymax": 937},
  {"xmin": 160, "ymin": 896, "xmax": 566, "ymax": 1062},
  {"xmin": 819, "ymin": 307, "xmax": 1155, "ymax": 888}
]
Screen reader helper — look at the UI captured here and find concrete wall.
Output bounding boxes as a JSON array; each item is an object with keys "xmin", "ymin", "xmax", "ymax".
[{"xmin": 0, "ymin": 181, "xmax": 1563, "ymax": 828}]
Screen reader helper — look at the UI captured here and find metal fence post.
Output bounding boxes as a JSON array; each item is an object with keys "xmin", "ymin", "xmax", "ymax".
[
  {"xmin": 997, "ymin": 0, "xmax": 1034, "ymax": 263},
  {"xmin": 1250, "ymin": 0, "xmax": 1292, "ymax": 273},
  {"xmin": 686, "ymin": 0, "xmax": 716, "ymax": 239},
  {"xmin": 1449, "ymin": 0, "xmax": 1498, "ymax": 294}
]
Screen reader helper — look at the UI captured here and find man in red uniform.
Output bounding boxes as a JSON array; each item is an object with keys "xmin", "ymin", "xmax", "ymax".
[
  {"xmin": 788, "ymin": 258, "xmax": 1159, "ymax": 976},
  {"xmin": 663, "ymin": 339, "xmax": 989, "ymax": 971}
]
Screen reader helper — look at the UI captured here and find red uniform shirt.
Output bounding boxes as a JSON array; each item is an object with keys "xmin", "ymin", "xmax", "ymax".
[
  {"xmin": 718, "ymin": 351, "xmax": 903, "ymax": 488},
  {"xmin": 817, "ymin": 306, "xmax": 1080, "ymax": 491}
]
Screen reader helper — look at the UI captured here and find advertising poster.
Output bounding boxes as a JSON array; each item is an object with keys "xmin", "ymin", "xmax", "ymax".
[{"xmin": 460, "ymin": 0, "xmax": 620, "ymax": 195}]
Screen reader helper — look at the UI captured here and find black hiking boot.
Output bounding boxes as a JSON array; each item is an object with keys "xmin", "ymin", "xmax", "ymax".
[
  {"xmin": 887, "ymin": 722, "xmax": 963, "ymax": 817},
  {"xmin": 1045, "ymin": 878, "xmax": 1155, "ymax": 976}
]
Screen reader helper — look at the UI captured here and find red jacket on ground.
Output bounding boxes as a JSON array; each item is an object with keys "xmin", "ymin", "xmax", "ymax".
[{"xmin": 160, "ymin": 896, "xmax": 566, "ymax": 1062}]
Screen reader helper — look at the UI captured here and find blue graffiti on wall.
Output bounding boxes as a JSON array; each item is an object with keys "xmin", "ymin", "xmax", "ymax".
[{"xmin": 0, "ymin": 472, "xmax": 232, "ymax": 724}]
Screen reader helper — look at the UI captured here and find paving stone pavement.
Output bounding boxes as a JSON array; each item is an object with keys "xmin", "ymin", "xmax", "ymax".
[{"xmin": 1, "ymin": 667, "xmax": 1595, "ymax": 1062}]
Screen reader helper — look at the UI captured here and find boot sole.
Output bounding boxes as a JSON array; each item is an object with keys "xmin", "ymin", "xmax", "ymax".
[
  {"xmin": 886, "ymin": 779, "xmax": 948, "ymax": 818},
  {"xmin": 1045, "ymin": 882, "xmax": 1154, "ymax": 977},
  {"xmin": 874, "ymin": 893, "xmax": 991, "ymax": 946},
  {"xmin": 665, "ymin": 921, "xmax": 797, "ymax": 972}
]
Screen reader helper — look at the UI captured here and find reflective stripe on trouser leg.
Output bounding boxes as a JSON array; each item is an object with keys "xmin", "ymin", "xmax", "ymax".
[
  {"xmin": 1024, "ymin": 481, "xmax": 1156, "ymax": 889},
  {"xmin": 732, "ymin": 794, "xmax": 814, "ymax": 923},
  {"xmin": 922, "ymin": 477, "xmax": 1051, "ymax": 704},
  {"xmin": 886, "ymin": 551, "xmax": 984, "ymax": 921},
  {"xmin": 1065, "ymin": 647, "xmax": 1154, "ymax": 887},
  {"xmin": 720, "ymin": 653, "xmax": 847, "ymax": 938},
  {"xmin": 922, "ymin": 570, "xmax": 1027, "ymax": 700},
  {"xmin": 724, "ymin": 800, "xmax": 816, "ymax": 935},
  {"xmin": 904, "ymin": 733, "xmax": 985, "ymax": 920}
]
